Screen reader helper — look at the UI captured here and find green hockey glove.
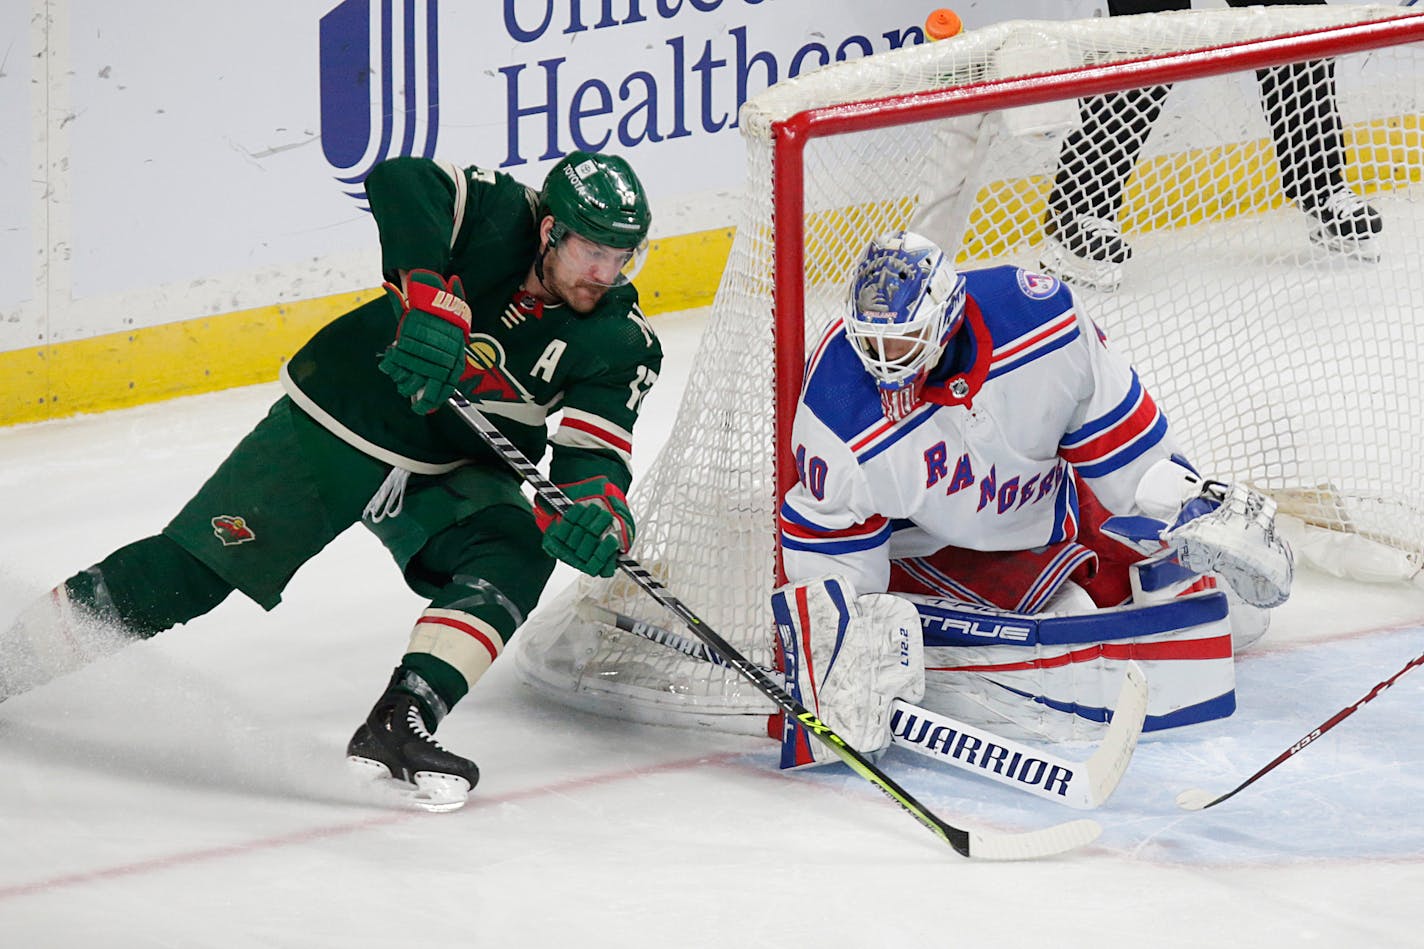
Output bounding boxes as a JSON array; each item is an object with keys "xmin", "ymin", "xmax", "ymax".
[
  {"xmin": 378, "ymin": 270, "xmax": 472, "ymax": 415},
  {"xmin": 535, "ymin": 478, "xmax": 636, "ymax": 578}
]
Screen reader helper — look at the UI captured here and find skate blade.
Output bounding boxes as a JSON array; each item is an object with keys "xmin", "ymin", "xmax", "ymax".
[
  {"xmin": 346, "ymin": 755, "xmax": 471, "ymax": 813},
  {"xmin": 1308, "ymin": 228, "xmax": 1380, "ymax": 262}
]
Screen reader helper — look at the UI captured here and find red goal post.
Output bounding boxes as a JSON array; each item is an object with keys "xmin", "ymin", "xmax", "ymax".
[
  {"xmin": 770, "ymin": 10, "xmax": 1424, "ymax": 559},
  {"xmin": 517, "ymin": 6, "xmax": 1424, "ymax": 735}
]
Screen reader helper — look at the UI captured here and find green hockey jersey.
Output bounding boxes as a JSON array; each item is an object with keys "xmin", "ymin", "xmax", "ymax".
[{"xmin": 282, "ymin": 157, "xmax": 662, "ymax": 494}]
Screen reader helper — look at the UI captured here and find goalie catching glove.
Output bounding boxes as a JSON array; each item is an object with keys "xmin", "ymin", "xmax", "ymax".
[
  {"xmin": 772, "ymin": 575, "xmax": 925, "ymax": 769},
  {"xmin": 534, "ymin": 477, "xmax": 635, "ymax": 578},
  {"xmin": 1130, "ymin": 458, "xmax": 1294, "ymax": 609},
  {"xmin": 379, "ymin": 269, "xmax": 472, "ymax": 415}
]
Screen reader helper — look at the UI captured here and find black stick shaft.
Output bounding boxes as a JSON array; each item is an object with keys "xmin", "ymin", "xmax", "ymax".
[{"xmin": 447, "ymin": 393, "xmax": 974, "ymax": 854}]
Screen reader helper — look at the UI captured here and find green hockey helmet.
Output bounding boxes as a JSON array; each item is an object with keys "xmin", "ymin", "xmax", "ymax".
[
  {"xmin": 538, "ymin": 149, "xmax": 652, "ymax": 286},
  {"xmin": 540, "ymin": 151, "xmax": 651, "ymax": 253}
]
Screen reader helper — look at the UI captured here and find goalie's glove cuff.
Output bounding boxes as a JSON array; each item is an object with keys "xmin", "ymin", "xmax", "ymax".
[
  {"xmin": 535, "ymin": 478, "xmax": 635, "ymax": 578},
  {"xmin": 378, "ymin": 270, "xmax": 472, "ymax": 415}
]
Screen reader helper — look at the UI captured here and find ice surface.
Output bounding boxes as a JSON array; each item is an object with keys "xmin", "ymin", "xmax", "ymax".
[{"xmin": 1, "ymin": 307, "xmax": 1422, "ymax": 948}]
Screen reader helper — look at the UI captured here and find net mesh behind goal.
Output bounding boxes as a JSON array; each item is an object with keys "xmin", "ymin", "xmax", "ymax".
[{"xmin": 516, "ymin": 6, "xmax": 1424, "ymax": 734}]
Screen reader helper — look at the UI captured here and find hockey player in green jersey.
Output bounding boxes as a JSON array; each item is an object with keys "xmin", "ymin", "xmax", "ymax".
[{"xmin": 0, "ymin": 151, "xmax": 661, "ymax": 812}]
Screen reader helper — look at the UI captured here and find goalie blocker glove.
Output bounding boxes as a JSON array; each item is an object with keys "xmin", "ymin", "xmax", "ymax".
[
  {"xmin": 379, "ymin": 269, "xmax": 473, "ymax": 415},
  {"xmin": 534, "ymin": 477, "xmax": 635, "ymax": 578},
  {"xmin": 772, "ymin": 575, "xmax": 925, "ymax": 769}
]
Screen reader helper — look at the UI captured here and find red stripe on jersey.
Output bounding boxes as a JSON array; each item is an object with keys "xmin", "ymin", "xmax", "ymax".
[
  {"xmin": 1058, "ymin": 389, "xmax": 1160, "ymax": 465},
  {"xmin": 423, "ymin": 614, "xmax": 501, "ymax": 663},
  {"xmin": 807, "ymin": 318, "xmax": 845, "ymax": 380},
  {"xmin": 849, "ymin": 414, "xmax": 904, "ymax": 453},
  {"xmin": 779, "ymin": 513, "xmax": 888, "ymax": 540},
  {"xmin": 991, "ymin": 313, "xmax": 1077, "ymax": 365},
  {"xmin": 561, "ymin": 415, "xmax": 633, "ymax": 454}
]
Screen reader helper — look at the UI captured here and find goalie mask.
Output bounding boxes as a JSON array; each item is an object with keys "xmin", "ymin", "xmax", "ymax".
[
  {"xmin": 845, "ymin": 230, "xmax": 966, "ymax": 421},
  {"xmin": 539, "ymin": 151, "xmax": 652, "ymax": 289}
]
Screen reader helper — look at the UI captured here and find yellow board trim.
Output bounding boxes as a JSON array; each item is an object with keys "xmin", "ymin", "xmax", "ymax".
[
  {"xmin": 0, "ymin": 226, "xmax": 735, "ymax": 427},
  {"xmin": 0, "ymin": 290, "xmax": 380, "ymax": 427},
  {"xmin": 3, "ymin": 114, "xmax": 1416, "ymax": 428}
]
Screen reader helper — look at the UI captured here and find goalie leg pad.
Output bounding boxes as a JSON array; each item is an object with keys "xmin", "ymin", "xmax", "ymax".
[
  {"xmin": 1130, "ymin": 555, "xmax": 1270, "ymax": 651},
  {"xmin": 773, "ymin": 576, "xmax": 925, "ymax": 769},
  {"xmin": 912, "ymin": 590, "xmax": 1234, "ymax": 742}
]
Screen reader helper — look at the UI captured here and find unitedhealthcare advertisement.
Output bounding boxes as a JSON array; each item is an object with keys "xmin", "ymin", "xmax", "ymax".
[{"xmin": 9, "ymin": 0, "xmax": 1111, "ymax": 355}]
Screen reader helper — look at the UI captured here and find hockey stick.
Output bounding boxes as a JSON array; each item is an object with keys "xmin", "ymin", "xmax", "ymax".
[
  {"xmin": 576, "ymin": 599, "xmax": 1147, "ymax": 810},
  {"xmin": 447, "ymin": 393, "xmax": 1099, "ymax": 858},
  {"xmin": 1176, "ymin": 646, "xmax": 1424, "ymax": 810}
]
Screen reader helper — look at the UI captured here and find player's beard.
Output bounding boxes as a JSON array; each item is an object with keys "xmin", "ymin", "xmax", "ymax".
[{"xmin": 542, "ymin": 252, "xmax": 611, "ymax": 314}]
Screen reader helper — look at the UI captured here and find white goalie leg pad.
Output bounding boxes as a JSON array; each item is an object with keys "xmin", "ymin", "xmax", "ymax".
[
  {"xmin": 913, "ymin": 586, "xmax": 1235, "ymax": 743},
  {"xmin": 772, "ymin": 576, "xmax": 925, "ymax": 769}
]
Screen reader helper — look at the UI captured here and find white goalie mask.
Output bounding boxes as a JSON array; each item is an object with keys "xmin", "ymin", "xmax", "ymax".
[{"xmin": 845, "ymin": 231, "xmax": 967, "ymax": 420}]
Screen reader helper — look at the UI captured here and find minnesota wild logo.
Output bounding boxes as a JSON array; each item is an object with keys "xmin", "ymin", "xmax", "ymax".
[
  {"xmin": 211, "ymin": 515, "xmax": 256, "ymax": 546},
  {"xmin": 461, "ymin": 334, "xmax": 534, "ymax": 403}
]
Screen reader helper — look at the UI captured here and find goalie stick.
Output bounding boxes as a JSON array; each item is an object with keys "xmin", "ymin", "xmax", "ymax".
[
  {"xmin": 1177, "ymin": 645, "xmax": 1424, "ymax": 810},
  {"xmin": 447, "ymin": 393, "xmax": 1099, "ymax": 859},
  {"xmin": 575, "ymin": 600, "xmax": 1147, "ymax": 810}
]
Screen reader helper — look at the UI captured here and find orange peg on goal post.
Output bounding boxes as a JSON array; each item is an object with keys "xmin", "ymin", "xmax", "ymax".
[{"xmin": 925, "ymin": 8, "xmax": 963, "ymax": 41}]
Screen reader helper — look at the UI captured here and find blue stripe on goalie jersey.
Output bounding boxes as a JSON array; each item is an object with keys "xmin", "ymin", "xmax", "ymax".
[
  {"xmin": 985, "ymin": 325, "xmax": 1080, "ymax": 380},
  {"xmin": 1071, "ymin": 413, "xmax": 1169, "ymax": 479},
  {"xmin": 778, "ymin": 501, "xmax": 892, "ymax": 554},
  {"xmin": 857, "ymin": 405, "xmax": 939, "ymax": 464},
  {"xmin": 1061, "ymin": 372, "xmax": 1148, "ymax": 448},
  {"xmin": 780, "ymin": 531, "xmax": 890, "ymax": 555}
]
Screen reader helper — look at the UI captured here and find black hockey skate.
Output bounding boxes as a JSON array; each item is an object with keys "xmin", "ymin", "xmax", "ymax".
[
  {"xmin": 347, "ymin": 691, "xmax": 479, "ymax": 813},
  {"xmin": 1038, "ymin": 213, "xmax": 1132, "ymax": 291},
  {"xmin": 1304, "ymin": 187, "xmax": 1382, "ymax": 260}
]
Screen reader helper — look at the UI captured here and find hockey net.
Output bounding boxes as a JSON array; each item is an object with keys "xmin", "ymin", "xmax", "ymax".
[{"xmin": 516, "ymin": 6, "xmax": 1424, "ymax": 734}]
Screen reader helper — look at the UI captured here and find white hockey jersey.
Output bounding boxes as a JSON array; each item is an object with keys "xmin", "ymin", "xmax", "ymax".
[{"xmin": 780, "ymin": 266, "xmax": 1186, "ymax": 598}]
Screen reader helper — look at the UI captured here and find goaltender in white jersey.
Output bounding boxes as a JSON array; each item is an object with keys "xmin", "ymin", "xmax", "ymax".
[{"xmin": 772, "ymin": 230, "xmax": 1294, "ymax": 767}]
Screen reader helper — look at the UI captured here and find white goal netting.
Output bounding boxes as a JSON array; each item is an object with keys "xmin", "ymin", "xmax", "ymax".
[{"xmin": 516, "ymin": 6, "xmax": 1424, "ymax": 734}]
